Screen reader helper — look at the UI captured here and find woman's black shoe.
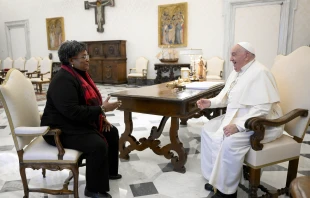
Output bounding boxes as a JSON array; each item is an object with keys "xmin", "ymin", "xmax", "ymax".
[
  {"xmin": 109, "ymin": 174, "xmax": 122, "ymax": 180},
  {"xmin": 211, "ymin": 190, "xmax": 237, "ymax": 198},
  {"xmin": 84, "ymin": 187, "xmax": 112, "ymax": 198},
  {"xmin": 204, "ymin": 183, "xmax": 215, "ymax": 192}
]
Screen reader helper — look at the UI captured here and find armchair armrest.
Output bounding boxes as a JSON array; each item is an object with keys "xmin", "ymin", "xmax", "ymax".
[
  {"xmin": 39, "ymin": 71, "xmax": 51, "ymax": 80},
  {"xmin": 129, "ymin": 68, "xmax": 136, "ymax": 74},
  {"xmin": 44, "ymin": 128, "xmax": 65, "ymax": 160},
  {"xmin": 26, "ymin": 71, "xmax": 40, "ymax": 78},
  {"xmin": 220, "ymin": 71, "xmax": 223, "ymax": 77},
  {"xmin": 245, "ymin": 108, "xmax": 308, "ymax": 151},
  {"xmin": 15, "ymin": 126, "xmax": 50, "ymax": 136},
  {"xmin": 142, "ymin": 69, "xmax": 147, "ymax": 76}
]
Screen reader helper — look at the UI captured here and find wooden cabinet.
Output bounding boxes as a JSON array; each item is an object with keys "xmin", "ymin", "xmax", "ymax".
[
  {"xmin": 84, "ymin": 40, "xmax": 127, "ymax": 84},
  {"xmin": 154, "ymin": 63, "xmax": 190, "ymax": 84}
]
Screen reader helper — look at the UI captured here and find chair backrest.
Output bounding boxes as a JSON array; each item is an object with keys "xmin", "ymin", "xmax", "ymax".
[
  {"xmin": 35, "ymin": 57, "xmax": 43, "ymax": 71},
  {"xmin": 13, "ymin": 57, "xmax": 26, "ymax": 70},
  {"xmin": 0, "ymin": 69, "xmax": 40, "ymax": 150},
  {"xmin": 271, "ymin": 46, "xmax": 310, "ymax": 139},
  {"xmin": 206, "ymin": 57, "xmax": 224, "ymax": 77},
  {"xmin": 25, "ymin": 57, "xmax": 39, "ymax": 73},
  {"xmin": 135, "ymin": 57, "xmax": 148, "ymax": 73},
  {"xmin": 3, "ymin": 57, "xmax": 13, "ymax": 70},
  {"xmin": 40, "ymin": 57, "xmax": 53, "ymax": 78}
]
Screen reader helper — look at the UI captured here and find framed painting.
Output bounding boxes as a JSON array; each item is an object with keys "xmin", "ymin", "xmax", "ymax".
[
  {"xmin": 46, "ymin": 17, "xmax": 65, "ymax": 50},
  {"xmin": 158, "ymin": 2, "xmax": 188, "ymax": 48}
]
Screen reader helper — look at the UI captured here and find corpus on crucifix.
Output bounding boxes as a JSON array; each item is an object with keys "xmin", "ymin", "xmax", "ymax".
[{"xmin": 84, "ymin": 0, "xmax": 115, "ymax": 32}]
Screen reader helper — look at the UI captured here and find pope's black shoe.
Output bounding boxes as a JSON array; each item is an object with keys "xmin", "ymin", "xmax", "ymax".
[
  {"xmin": 109, "ymin": 174, "xmax": 122, "ymax": 180},
  {"xmin": 84, "ymin": 187, "xmax": 112, "ymax": 198},
  {"xmin": 204, "ymin": 183, "xmax": 215, "ymax": 192},
  {"xmin": 211, "ymin": 189, "xmax": 237, "ymax": 198}
]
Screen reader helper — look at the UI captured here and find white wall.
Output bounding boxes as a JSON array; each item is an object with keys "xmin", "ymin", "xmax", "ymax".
[
  {"xmin": 234, "ymin": 4, "xmax": 281, "ymax": 69},
  {"xmin": 0, "ymin": 0, "xmax": 309, "ymax": 79}
]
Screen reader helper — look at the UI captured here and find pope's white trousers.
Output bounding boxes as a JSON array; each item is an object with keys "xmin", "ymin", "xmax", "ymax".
[{"xmin": 201, "ymin": 115, "xmax": 282, "ymax": 194}]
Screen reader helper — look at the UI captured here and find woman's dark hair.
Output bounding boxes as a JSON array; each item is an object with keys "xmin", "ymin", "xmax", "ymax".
[{"xmin": 58, "ymin": 40, "xmax": 87, "ymax": 65}]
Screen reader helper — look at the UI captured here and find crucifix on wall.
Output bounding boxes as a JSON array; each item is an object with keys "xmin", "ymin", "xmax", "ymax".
[{"xmin": 84, "ymin": 0, "xmax": 115, "ymax": 33}]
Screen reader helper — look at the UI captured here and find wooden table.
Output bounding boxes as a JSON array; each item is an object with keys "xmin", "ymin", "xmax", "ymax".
[{"xmin": 110, "ymin": 82, "xmax": 224, "ymax": 173}]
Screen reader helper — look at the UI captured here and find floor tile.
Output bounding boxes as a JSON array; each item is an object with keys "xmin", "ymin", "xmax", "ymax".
[{"xmin": 130, "ymin": 182, "xmax": 158, "ymax": 197}]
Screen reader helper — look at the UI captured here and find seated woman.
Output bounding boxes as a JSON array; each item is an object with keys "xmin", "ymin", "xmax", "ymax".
[{"xmin": 41, "ymin": 40, "xmax": 121, "ymax": 198}]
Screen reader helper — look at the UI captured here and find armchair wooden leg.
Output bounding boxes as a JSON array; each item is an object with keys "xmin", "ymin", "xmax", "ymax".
[
  {"xmin": 63, "ymin": 170, "xmax": 73, "ymax": 190},
  {"xmin": 249, "ymin": 168, "xmax": 261, "ymax": 198},
  {"xmin": 71, "ymin": 167, "xmax": 79, "ymax": 198},
  {"xmin": 20, "ymin": 166, "xmax": 29, "ymax": 198},
  {"xmin": 286, "ymin": 158, "xmax": 299, "ymax": 190},
  {"xmin": 39, "ymin": 83, "xmax": 43, "ymax": 93},
  {"xmin": 42, "ymin": 168, "xmax": 46, "ymax": 178}
]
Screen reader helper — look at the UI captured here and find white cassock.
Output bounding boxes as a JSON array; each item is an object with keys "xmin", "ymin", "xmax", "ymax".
[{"xmin": 201, "ymin": 60, "xmax": 283, "ymax": 194}]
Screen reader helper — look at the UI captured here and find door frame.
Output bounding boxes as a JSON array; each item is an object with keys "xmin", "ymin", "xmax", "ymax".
[
  {"xmin": 5, "ymin": 19, "xmax": 31, "ymax": 59},
  {"xmin": 223, "ymin": 0, "xmax": 297, "ymax": 79}
]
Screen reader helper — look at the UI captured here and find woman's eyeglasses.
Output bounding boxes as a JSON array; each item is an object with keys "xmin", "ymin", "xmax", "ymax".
[{"xmin": 73, "ymin": 55, "xmax": 89, "ymax": 60}]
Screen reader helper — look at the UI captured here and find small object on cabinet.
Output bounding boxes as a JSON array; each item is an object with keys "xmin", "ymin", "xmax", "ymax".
[
  {"xmin": 181, "ymin": 67, "xmax": 190, "ymax": 80},
  {"xmin": 156, "ymin": 45, "xmax": 178, "ymax": 63}
]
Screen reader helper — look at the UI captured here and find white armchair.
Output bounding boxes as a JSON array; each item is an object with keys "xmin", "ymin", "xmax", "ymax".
[
  {"xmin": 128, "ymin": 57, "xmax": 148, "ymax": 79},
  {"xmin": 243, "ymin": 46, "xmax": 310, "ymax": 197},
  {"xmin": 25, "ymin": 57, "xmax": 39, "ymax": 78},
  {"xmin": 13, "ymin": 57, "xmax": 26, "ymax": 70},
  {"xmin": 0, "ymin": 69, "xmax": 83, "ymax": 198},
  {"xmin": 2, "ymin": 57, "xmax": 13, "ymax": 70},
  {"xmin": 206, "ymin": 57, "xmax": 224, "ymax": 80},
  {"xmin": 30, "ymin": 57, "xmax": 52, "ymax": 93}
]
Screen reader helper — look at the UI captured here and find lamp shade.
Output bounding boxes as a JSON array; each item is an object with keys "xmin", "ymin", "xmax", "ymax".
[{"xmin": 179, "ymin": 49, "xmax": 203, "ymax": 55}]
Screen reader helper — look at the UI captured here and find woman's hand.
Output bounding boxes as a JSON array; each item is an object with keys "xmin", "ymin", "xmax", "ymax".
[
  {"xmin": 102, "ymin": 96, "xmax": 122, "ymax": 112},
  {"xmin": 102, "ymin": 116, "xmax": 112, "ymax": 132},
  {"xmin": 196, "ymin": 98, "xmax": 211, "ymax": 110}
]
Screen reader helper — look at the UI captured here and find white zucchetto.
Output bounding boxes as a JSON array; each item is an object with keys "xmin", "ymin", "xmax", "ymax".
[{"xmin": 237, "ymin": 42, "xmax": 255, "ymax": 55}]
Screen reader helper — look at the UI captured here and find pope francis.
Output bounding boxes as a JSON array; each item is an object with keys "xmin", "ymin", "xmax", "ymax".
[{"xmin": 197, "ymin": 42, "xmax": 283, "ymax": 198}]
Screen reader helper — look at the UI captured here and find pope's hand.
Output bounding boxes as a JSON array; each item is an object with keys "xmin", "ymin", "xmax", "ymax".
[
  {"xmin": 196, "ymin": 98, "xmax": 211, "ymax": 110},
  {"xmin": 223, "ymin": 124, "xmax": 238, "ymax": 137}
]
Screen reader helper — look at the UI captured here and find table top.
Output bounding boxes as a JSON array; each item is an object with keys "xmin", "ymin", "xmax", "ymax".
[
  {"xmin": 110, "ymin": 81, "xmax": 224, "ymax": 102},
  {"xmin": 110, "ymin": 81, "xmax": 224, "ymax": 118}
]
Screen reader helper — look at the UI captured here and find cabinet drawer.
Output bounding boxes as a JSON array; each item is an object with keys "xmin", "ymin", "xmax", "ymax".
[{"xmin": 187, "ymin": 100, "xmax": 198, "ymax": 113}]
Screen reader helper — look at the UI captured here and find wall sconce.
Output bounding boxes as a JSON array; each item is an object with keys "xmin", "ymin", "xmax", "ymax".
[{"xmin": 179, "ymin": 49, "xmax": 202, "ymax": 80}]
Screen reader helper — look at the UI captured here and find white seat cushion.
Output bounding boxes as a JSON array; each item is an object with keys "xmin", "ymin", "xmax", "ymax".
[
  {"xmin": 23, "ymin": 136, "xmax": 82, "ymax": 163},
  {"xmin": 15, "ymin": 126, "xmax": 49, "ymax": 136},
  {"xmin": 245, "ymin": 134, "xmax": 301, "ymax": 167},
  {"xmin": 30, "ymin": 78, "xmax": 50, "ymax": 82},
  {"xmin": 128, "ymin": 73, "xmax": 144, "ymax": 77}
]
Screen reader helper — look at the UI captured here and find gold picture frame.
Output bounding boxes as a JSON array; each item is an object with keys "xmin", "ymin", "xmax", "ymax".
[
  {"xmin": 158, "ymin": 2, "xmax": 188, "ymax": 48},
  {"xmin": 46, "ymin": 17, "xmax": 65, "ymax": 50}
]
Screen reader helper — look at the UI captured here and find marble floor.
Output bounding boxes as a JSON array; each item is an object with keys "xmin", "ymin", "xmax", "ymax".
[{"xmin": 0, "ymin": 84, "xmax": 309, "ymax": 198}]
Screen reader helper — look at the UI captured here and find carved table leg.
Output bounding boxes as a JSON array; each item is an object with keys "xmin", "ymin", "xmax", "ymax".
[
  {"xmin": 169, "ymin": 117, "xmax": 187, "ymax": 173},
  {"xmin": 149, "ymin": 116, "xmax": 169, "ymax": 140},
  {"xmin": 119, "ymin": 111, "xmax": 137, "ymax": 160}
]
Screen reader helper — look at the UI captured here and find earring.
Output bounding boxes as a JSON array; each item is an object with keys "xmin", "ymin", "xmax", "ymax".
[{"xmin": 72, "ymin": 64, "xmax": 74, "ymax": 67}]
